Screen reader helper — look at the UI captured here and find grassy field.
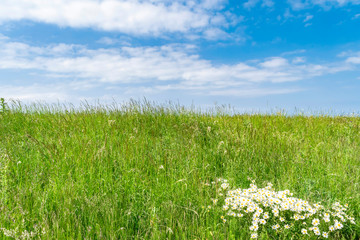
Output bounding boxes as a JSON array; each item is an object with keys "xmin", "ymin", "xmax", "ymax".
[{"xmin": 0, "ymin": 99, "xmax": 359, "ymax": 239}]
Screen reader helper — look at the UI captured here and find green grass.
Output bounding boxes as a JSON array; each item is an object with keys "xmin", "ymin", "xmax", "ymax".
[{"xmin": 0, "ymin": 99, "xmax": 359, "ymax": 239}]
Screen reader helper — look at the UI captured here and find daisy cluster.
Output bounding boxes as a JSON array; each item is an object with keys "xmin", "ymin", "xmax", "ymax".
[{"xmin": 211, "ymin": 178, "xmax": 356, "ymax": 239}]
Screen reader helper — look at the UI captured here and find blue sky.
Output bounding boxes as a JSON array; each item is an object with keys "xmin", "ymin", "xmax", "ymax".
[{"xmin": 1, "ymin": 0, "xmax": 360, "ymax": 113}]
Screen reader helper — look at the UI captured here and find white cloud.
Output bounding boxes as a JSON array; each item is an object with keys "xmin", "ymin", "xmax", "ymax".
[
  {"xmin": 200, "ymin": 0, "xmax": 227, "ymax": 9},
  {"xmin": 281, "ymin": 49, "xmax": 306, "ymax": 56},
  {"xmin": 353, "ymin": 13, "xmax": 360, "ymax": 19},
  {"xmin": 97, "ymin": 37, "xmax": 120, "ymax": 45},
  {"xmin": 0, "ymin": 37, "xmax": 356, "ymax": 100},
  {"xmin": 243, "ymin": 0, "xmax": 275, "ymax": 9},
  {"xmin": 0, "ymin": 0, "xmax": 230, "ymax": 37},
  {"xmin": 339, "ymin": 51, "xmax": 360, "ymax": 64},
  {"xmin": 244, "ymin": 0, "xmax": 260, "ymax": 9},
  {"xmin": 284, "ymin": 8, "xmax": 295, "ymax": 19},
  {"xmin": 260, "ymin": 57, "xmax": 289, "ymax": 68},
  {"xmin": 262, "ymin": 0, "xmax": 275, "ymax": 7},
  {"xmin": 346, "ymin": 56, "xmax": 360, "ymax": 64},
  {"xmin": 97, "ymin": 37, "xmax": 132, "ymax": 46},
  {"xmin": 287, "ymin": 0, "xmax": 308, "ymax": 10},
  {"xmin": 0, "ymin": 84, "xmax": 72, "ymax": 102},
  {"xmin": 304, "ymin": 15, "xmax": 313, "ymax": 22},
  {"xmin": 244, "ymin": 0, "xmax": 274, "ymax": 9},
  {"xmin": 288, "ymin": 0, "xmax": 360, "ymax": 10},
  {"xmin": 292, "ymin": 56, "xmax": 306, "ymax": 64},
  {"xmin": 313, "ymin": 0, "xmax": 360, "ymax": 5},
  {"xmin": 0, "ymin": 33, "xmax": 9, "ymax": 40},
  {"xmin": 209, "ymin": 88, "xmax": 301, "ymax": 97},
  {"xmin": 203, "ymin": 28, "xmax": 230, "ymax": 40}
]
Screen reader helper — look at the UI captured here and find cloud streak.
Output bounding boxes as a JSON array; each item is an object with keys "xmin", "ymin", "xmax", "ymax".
[
  {"xmin": 345, "ymin": 52, "xmax": 360, "ymax": 64},
  {"xmin": 288, "ymin": 0, "xmax": 360, "ymax": 10},
  {"xmin": 0, "ymin": 0, "xmax": 232, "ymax": 38},
  {"xmin": 243, "ymin": 0, "xmax": 274, "ymax": 9},
  {"xmin": 0, "ymin": 37, "xmax": 357, "ymax": 101}
]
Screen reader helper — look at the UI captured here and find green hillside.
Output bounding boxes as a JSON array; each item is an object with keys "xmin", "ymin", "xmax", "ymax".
[{"xmin": 0, "ymin": 100, "xmax": 359, "ymax": 239}]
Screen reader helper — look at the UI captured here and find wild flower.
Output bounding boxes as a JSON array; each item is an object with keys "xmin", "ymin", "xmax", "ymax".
[
  {"xmin": 312, "ymin": 218, "xmax": 320, "ymax": 226},
  {"xmin": 301, "ymin": 229, "xmax": 308, "ymax": 234},
  {"xmin": 334, "ymin": 221, "xmax": 343, "ymax": 230},
  {"xmin": 211, "ymin": 178, "xmax": 356, "ymax": 239},
  {"xmin": 271, "ymin": 224, "xmax": 280, "ymax": 230},
  {"xmin": 221, "ymin": 183, "xmax": 229, "ymax": 190},
  {"xmin": 312, "ymin": 226, "xmax": 321, "ymax": 235},
  {"xmin": 250, "ymin": 225, "xmax": 259, "ymax": 231}
]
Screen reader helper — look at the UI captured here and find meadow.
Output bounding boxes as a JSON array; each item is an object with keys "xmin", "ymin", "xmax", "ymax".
[{"xmin": 0, "ymin": 99, "xmax": 359, "ymax": 239}]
